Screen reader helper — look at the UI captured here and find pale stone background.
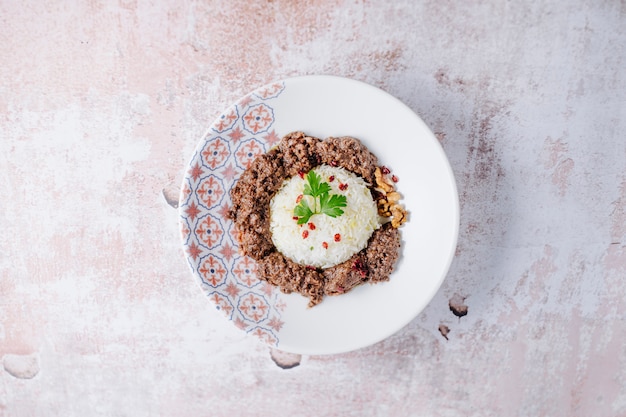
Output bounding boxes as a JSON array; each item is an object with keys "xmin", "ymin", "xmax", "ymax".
[{"xmin": 1, "ymin": 1, "xmax": 626, "ymax": 416}]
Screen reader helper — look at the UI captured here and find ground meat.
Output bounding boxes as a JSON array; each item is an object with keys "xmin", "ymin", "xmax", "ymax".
[
  {"xmin": 278, "ymin": 131, "xmax": 322, "ymax": 177},
  {"xmin": 256, "ymin": 252, "xmax": 325, "ymax": 307},
  {"xmin": 323, "ymin": 253, "xmax": 368, "ymax": 296},
  {"xmin": 365, "ymin": 222, "xmax": 401, "ymax": 282},
  {"xmin": 230, "ymin": 147, "xmax": 285, "ymax": 208},
  {"xmin": 228, "ymin": 148, "xmax": 285, "ymax": 258},
  {"xmin": 229, "ymin": 131, "xmax": 403, "ymax": 307},
  {"xmin": 317, "ymin": 136, "xmax": 379, "ymax": 184},
  {"xmin": 324, "ymin": 224, "xmax": 400, "ymax": 295}
]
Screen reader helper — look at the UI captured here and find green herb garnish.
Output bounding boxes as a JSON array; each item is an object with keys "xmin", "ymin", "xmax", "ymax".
[{"xmin": 294, "ymin": 170, "xmax": 347, "ymax": 224}]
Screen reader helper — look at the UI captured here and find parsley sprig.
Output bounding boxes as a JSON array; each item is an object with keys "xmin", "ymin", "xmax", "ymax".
[{"xmin": 294, "ymin": 171, "xmax": 347, "ymax": 224}]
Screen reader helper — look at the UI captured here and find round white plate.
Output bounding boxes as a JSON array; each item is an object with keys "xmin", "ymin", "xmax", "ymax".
[{"xmin": 179, "ymin": 75, "xmax": 459, "ymax": 355}]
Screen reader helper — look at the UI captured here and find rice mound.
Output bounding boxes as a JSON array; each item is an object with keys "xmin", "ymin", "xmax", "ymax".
[{"xmin": 269, "ymin": 165, "xmax": 380, "ymax": 269}]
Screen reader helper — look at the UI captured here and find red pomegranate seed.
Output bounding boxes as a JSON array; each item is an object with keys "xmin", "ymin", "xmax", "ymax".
[
  {"xmin": 296, "ymin": 194, "xmax": 303, "ymax": 203},
  {"xmin": 339, "ymin": 183, "xmax": 348, "ymax": 191},
  {"xmin": 308, "ymin": 222, "xmax": 316, "ymax": 230},
  {"xmin": 306, "ymin": 265, "xmax": 316, "ymax": 270},
  {"xmin": 391, "ymin": 175, "xmax": 399, "ymax": 183},
  {"xmin": 381, "ymin": 166, "xmax": 390, "ymax": 175},
  {"xmin": 328, "ymin": 175, "xmax": 335, "ymax": 182},
  {"xmin": 292, "ymin": 216, "xmax": 299, "ymax": 221},
  {"xmin": 330, "ymin": 160, "xmax": 338, "ymax": 167},
  {"xmin": 334, "ymin": 233, "xmax": 341, "ymax": 242},
  {"xmin": 298, "ymin": 171, "xmax": 305, "ymax": 179},
  {"xmin": 302, "ymin": 230, "xmax": 309, "ymax": 239},
  {"xmin": 322, "ymin": 242, "xmax": 328, "ymax": 249}
]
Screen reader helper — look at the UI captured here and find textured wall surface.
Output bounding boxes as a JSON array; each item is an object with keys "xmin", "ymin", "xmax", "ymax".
[{"xmin": 1, "ymin": 1, "xmax": 626, "ymax": 416}]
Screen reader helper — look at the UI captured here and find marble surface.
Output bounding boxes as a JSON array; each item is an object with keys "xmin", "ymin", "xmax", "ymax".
[{"xmin": 1, "ymin": 1, "xmax": 625, "ymax": 416}]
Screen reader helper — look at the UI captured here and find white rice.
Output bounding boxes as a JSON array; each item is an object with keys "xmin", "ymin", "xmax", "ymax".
[{"xmin": 269, "ymin": 165, "xmax": 380, "ymax": 269}]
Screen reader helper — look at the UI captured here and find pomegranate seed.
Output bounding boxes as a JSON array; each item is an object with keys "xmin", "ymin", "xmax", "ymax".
[
  {"xmin": 298, "ymin": 171, "xmax": 305, "ymax": 179},
  {"xmin": 308, "ymin": 222, "xmax": 316, "ymax": 230},
  {"xmin": 322, "ymin": 242, "xmax": 328, "ymax": 249},
  {"xmin": 328, "ymin": 175, "xmax": 335, "ymax": 182},
  {"xmin": 292, "ymin": 216, "xmax": 299, "ymax": 221},
  {"xmin": 296, "ymin": 194, "xmax": 303, "ymax": 203},
  {"xmin": 330, "ymin": 160, "xmax": 338, "ymax": 167},
  {"xmin": 306, "ymin": 265, "xmax": 317, "ymax": 271},
  {"xmin": 391, "ymin": 175, "xmax": 399, "ymax": 183},
  {"xmin": 339, "ymin": 183, "xmax": 348, "ymax": 191},
  {"xmin": 302, "ymin": 230, "xmax": 309, "ymax": 239},
  {"xmin": 381, "ymin": 166, "xmax": 390, "ymax": 175},
  {"xmin": 334, "ymin": 233, "xmax": 341, "ymax": 242}
]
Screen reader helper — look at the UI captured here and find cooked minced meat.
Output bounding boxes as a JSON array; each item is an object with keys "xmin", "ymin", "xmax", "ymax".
[
  {"xmin": 323, "ymin": 253, "xmax": 368, "ymax": 296},
  {"xmin": 324, "ymin": 224, "xmax": 400, "ymax": 295},
  {"xmin": 279, "ymin": 131, "xmax": 322, "ymax": 177},
  {"xmin": 228, "ymin": 148, "xmax": 285, "ymax": 258},
  {"xmin": 256, "ymin": 252, "xmax": 326, "ymax": 305},
  {"xmin": 229, "ymin": 131, "xmax": 403, "ymax": 307},
  {"xmin": 317, "ymin": 136, "xmax": 379, "ymax": 184},
  {"xmin": 364, "ymin": 223, "xmax": 401, "ymax": 282}
]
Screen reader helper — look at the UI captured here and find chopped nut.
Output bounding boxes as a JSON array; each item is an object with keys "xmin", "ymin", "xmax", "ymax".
[
  {"xmin": 374, "ymin": 165, "xmax": 408, "ymax": 226},
  {"xmin": 386, "ymin": 191, "xmax": 401, "ymax": 203},
  {"xmin": 374, "ymin": 167, "xmax": 394, "ymax": 193},
  {"xmin": 377, "ymin": 200, "xmax": 392, "ymax": 217},
  {"xmin": 391, "ymin": 205, "xmax": 407, "ymax": 228}
]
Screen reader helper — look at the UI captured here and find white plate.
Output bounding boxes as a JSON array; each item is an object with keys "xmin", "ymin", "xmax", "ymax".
[{"xmin": 179, "ymin": 75, "xmax": 459, "ymax": 355}]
